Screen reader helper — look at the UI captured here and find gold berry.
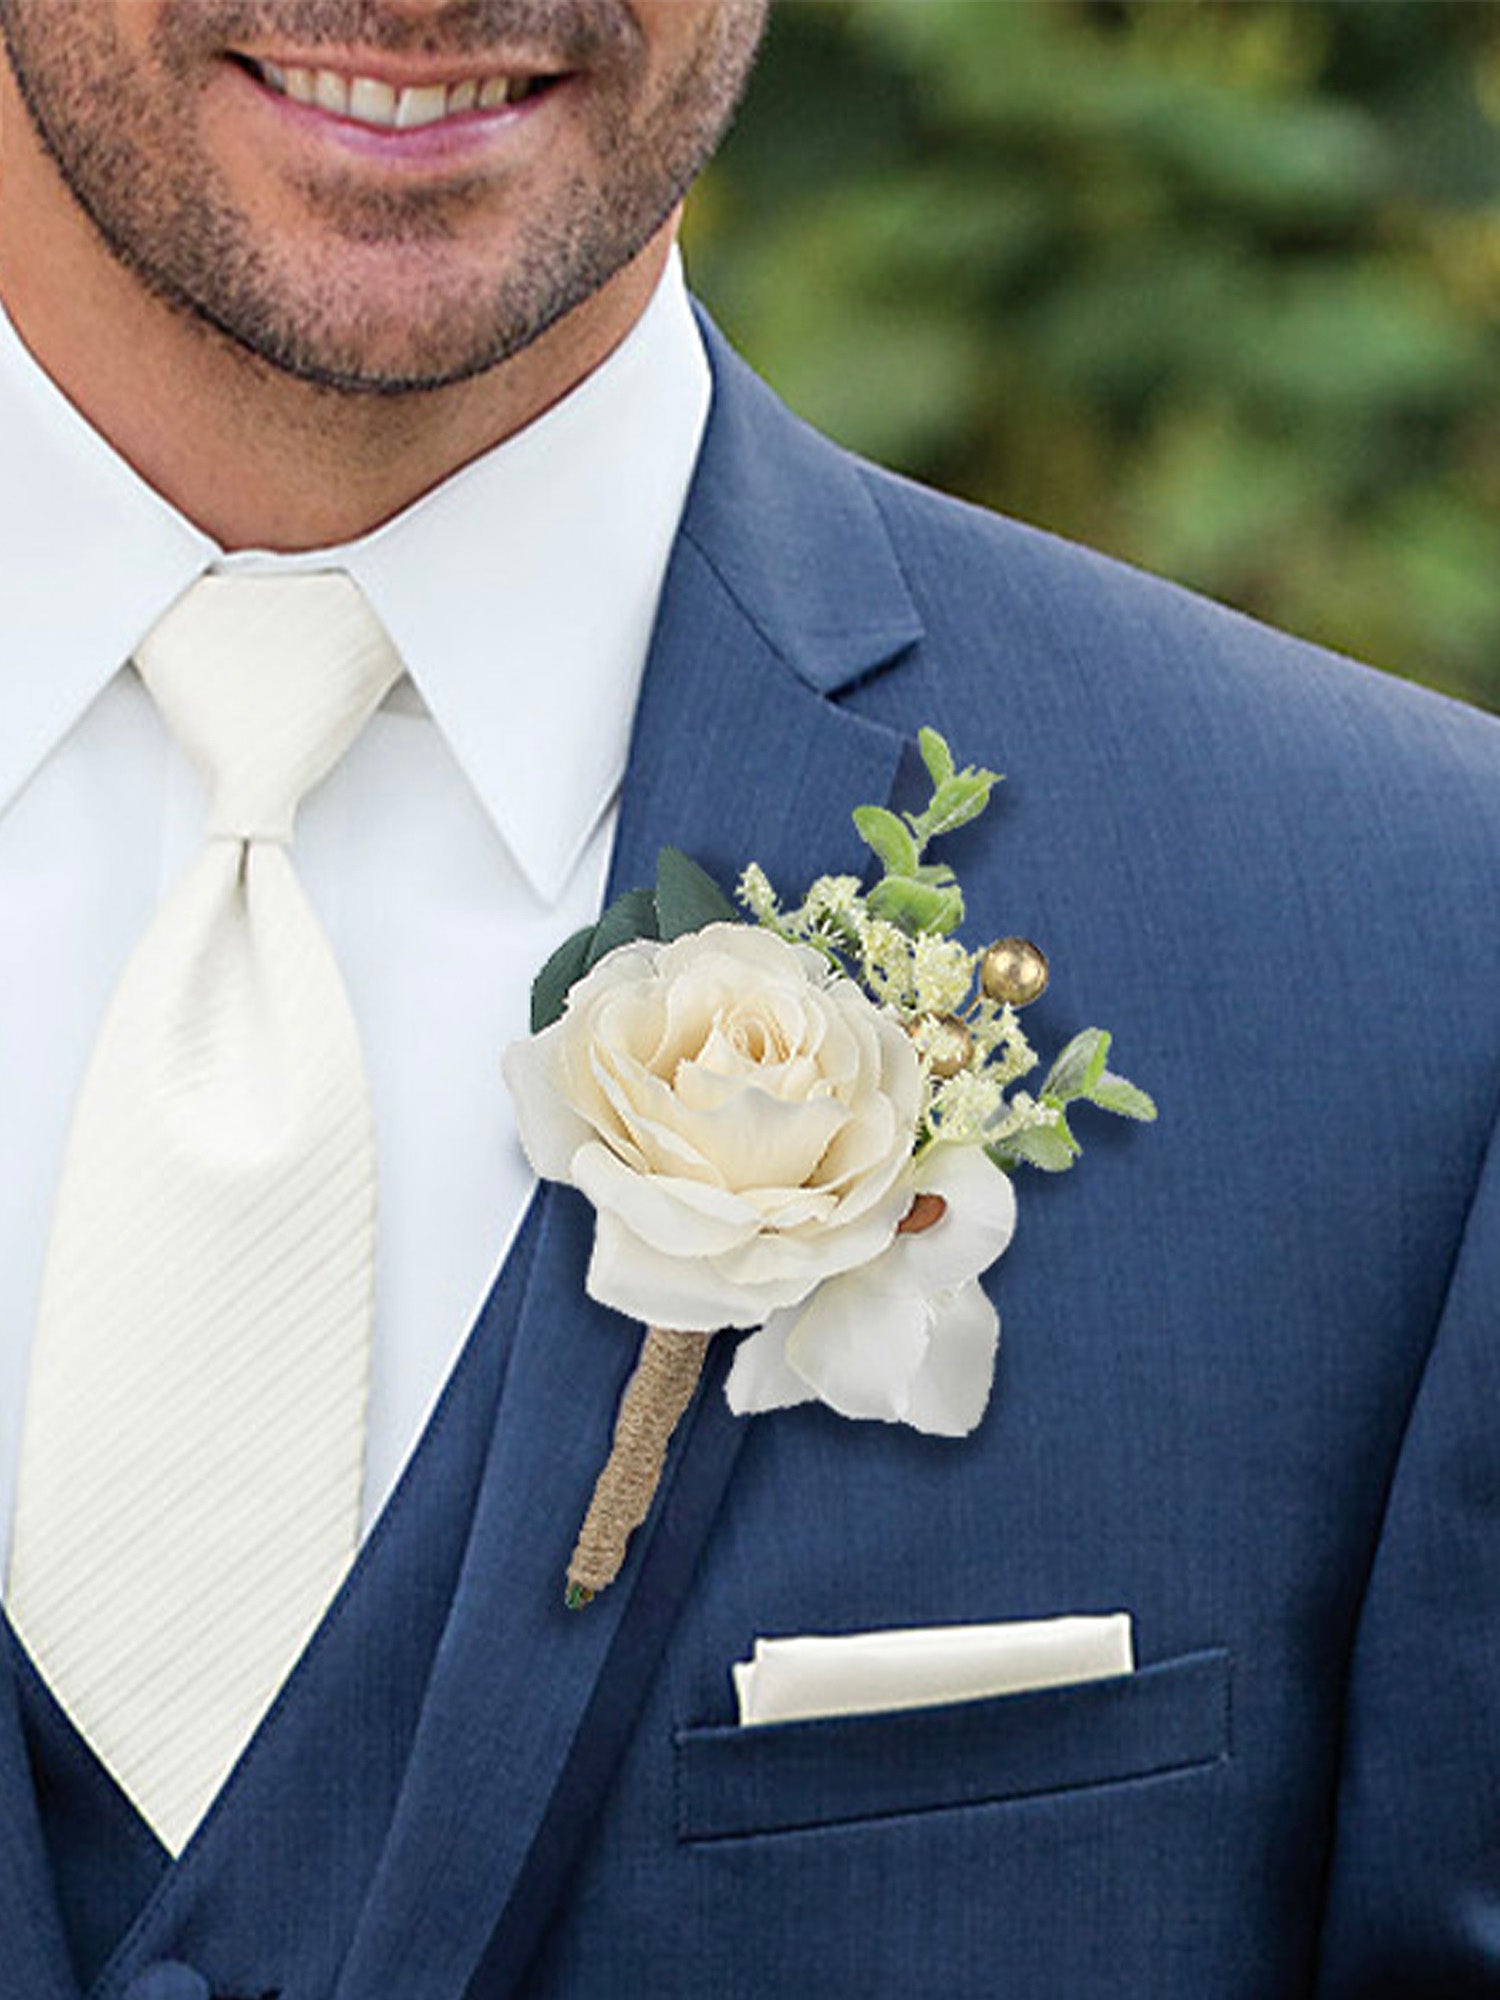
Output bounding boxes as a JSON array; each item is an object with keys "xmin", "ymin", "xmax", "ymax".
[
  {"xmin": 981, "ymin": 937, "xmax": 1050, "ymax": 1007},
  {"xmin": 913, "ymin": 1013, "xmax": 974, "ymax": 1078}
]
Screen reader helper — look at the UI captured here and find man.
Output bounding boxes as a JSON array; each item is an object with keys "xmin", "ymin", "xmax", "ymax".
[{"xmin": 0, "ymin": 2, "xmax": 1495, "ymax": 1995}]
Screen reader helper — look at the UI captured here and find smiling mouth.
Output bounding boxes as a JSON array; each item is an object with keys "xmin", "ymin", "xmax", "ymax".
[{"xmin": 230, "ymin": 54, "xmax": 566, "ymax": 132}]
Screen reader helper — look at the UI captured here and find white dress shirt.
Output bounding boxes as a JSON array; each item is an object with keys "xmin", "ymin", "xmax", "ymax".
[{"xmin": 0, "ymin": 251, "xmax": 711, "ymax": 1562}]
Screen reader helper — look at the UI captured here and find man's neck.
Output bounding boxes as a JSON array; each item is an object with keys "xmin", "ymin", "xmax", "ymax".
[{"xmin": 0, "ymin": 115, "xmax": 673, "ymax": 554}]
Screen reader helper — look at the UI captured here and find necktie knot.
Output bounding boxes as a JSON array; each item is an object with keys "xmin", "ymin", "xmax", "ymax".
[{"xmin": 135, "ymin": 570, "xmax": 402, "ymax": 844}]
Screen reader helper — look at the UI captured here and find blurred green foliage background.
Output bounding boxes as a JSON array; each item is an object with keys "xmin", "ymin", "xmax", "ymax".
[{"xmin": 685, "ymin": 0, "xmax": 1500, "ymax": 714}]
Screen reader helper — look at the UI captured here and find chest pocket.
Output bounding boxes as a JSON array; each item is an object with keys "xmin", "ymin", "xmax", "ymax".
[{"xmin": 674, "ymin": 1646, "xmax": 1231, "ymax": 1842}]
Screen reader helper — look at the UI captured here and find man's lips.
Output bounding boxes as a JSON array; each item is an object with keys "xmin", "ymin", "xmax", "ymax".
[{"xmin": 228, "ymin": 52, "xmax": 567, "ymax": 135}]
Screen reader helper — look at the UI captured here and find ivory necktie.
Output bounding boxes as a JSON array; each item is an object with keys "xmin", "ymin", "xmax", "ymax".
[{"xmin": 6, "ymin": 570, "xmax": 402, "ymax": 1854}]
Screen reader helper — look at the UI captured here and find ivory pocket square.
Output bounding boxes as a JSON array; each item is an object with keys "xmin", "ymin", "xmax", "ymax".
[{"xmin": 732, "ymin": 1613, "xmax": 1135, "ymax": 1727}]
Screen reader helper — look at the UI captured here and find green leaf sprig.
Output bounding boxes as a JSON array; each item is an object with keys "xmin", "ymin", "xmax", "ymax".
[
  {"xmin": 986, "ymin": 1027, "xmax": 1156, "ymax": 1174},
  {"xmin": 852, "ymin": 728, "xmax": 1000, "ymax": 938},
  {"xmin": 739, "ymin": 728, "xmax": 1155, "ymax": 1175}
]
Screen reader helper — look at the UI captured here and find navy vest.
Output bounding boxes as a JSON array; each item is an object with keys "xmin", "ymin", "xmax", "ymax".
[{"xmin": 7, "ymin": 1203, "xmax": 542, "ymax": 2000}]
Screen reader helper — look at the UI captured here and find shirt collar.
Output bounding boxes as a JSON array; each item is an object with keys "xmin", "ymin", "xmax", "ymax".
[{"xmin": 0, "ymin": 250, "xmax": 711, "ymax": 904}]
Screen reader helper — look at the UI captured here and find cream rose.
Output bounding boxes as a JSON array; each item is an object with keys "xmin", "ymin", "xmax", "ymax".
[{"xmin": 503, "ymin": 923, "xmax": 923, "ymax": 1331}]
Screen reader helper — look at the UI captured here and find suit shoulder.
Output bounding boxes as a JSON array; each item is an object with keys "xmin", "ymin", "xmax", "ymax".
[
  {"xmin": 851, "ymin": 454, "xmax": 1500, "ymax": 814},
  {"xmin": 832, "ymin": 450, "xmax": 1500, "ymax": 1132}
]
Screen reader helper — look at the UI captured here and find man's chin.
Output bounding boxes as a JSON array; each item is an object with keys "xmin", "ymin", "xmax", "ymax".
[
  {"xmin": 225, "ymin": 333, "xmax": 520, "ymax": 399},
  {"xmin": 178, "ymin": 277, "xmax": 560, "ymax": 398},
  {"xmin": 150, "ymin": 199, "xmax": 664, "ymax": 396}
]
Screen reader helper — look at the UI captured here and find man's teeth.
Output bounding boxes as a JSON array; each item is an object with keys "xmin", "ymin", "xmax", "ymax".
[{"xmin": 256, "ymin": 61, "xmax": 545, "ymax": 127}]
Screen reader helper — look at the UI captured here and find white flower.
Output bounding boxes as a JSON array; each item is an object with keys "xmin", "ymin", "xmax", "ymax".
[
  {"xmin": 725, "ymin": 1143, "xmax": 1017, "ymax": 1436},
  {"xmin": 503, "ymin": 923, "xmax": 923, "ymax": 1333},
  {"xmin": 858, "ymin": 917, "xmax": 920, "ymax": 1010},
  {"xmin": 911, "ymin": 933, "xmax": 974, "ymax": 1017},
  {"xmin": 927, "ymin": 1066, "xmax": 1006, "ymax": 1143},
  {"xmin": 736, "ymin": 863, "xmax": 778, "ymax": 923}
]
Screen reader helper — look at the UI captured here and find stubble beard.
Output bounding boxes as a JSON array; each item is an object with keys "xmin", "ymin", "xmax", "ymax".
[{"xmin": 0, "ymin": 0, "xmax": 766, "ymax": 395}]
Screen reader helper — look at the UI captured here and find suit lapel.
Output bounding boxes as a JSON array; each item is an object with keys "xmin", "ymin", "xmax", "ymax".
[{"xmin": 335, "ymin": 321, "xmax": 924, "ymax": 2000}]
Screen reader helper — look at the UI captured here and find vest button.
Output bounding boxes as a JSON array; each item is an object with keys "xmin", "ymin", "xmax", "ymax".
[{"xmin": 123, "ymin": 1965, "xmax": 212, "ymax": 2000}]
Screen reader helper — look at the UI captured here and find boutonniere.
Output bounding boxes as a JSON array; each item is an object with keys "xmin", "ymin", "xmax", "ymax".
[{"xmin": 503, "ymin": 731, "xmax": 1155, "ymax": 1608}]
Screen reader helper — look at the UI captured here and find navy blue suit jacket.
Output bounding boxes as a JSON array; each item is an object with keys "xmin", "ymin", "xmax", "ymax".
[
  {"xmin": 5, "ymin": 318, "xmax": 1499, "ymax": 2000},
  {"xmin": 467, "ymin": 322, "xmax": 1500, "ymax": 1996}
]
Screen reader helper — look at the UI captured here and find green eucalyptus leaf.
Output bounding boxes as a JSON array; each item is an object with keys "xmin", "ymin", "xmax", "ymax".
[
  {"xmin": 919, "ymin": 726, "xmax": 955, "ymax": 787},
  {"xmin": 584, "ymin": 886, "xmax": 660, "ymax": 970},
  {"xmin": 918, "ymin": 771, "xmax": 1001, "ymax": 842},
  {"xmin": 530, "ymin": 924, "xmax": 595, "ymax": 1034},
  {"xmin": 853, "ymin": 804, "xmax": 921, "ymax": 877},
  {"xmin": 1090, "ymin": 1070, "xmax": 1159, "ymax": 1122},
  {"xmin": 1043, "ymin": 1028, "xmax": 1112, "ymax": 1104},
  {"xmin": 868, "ymin": 874, "xmax": 965, "ymax": 936},
  {"xmin": 655, "ymin": 846, "xmax": 736, "ymax": 940},
  {"xmin": 987, "ymin": 1110, "xmax": 1081, "ymax": 1175}
]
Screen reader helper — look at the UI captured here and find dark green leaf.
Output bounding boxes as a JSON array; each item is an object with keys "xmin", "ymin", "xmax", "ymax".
[
  {"xmin": 584, "ymin": 886, "xmax": 660, "ymax": 970},
  {"xmin": 530, "ymin": 924, "xmax": 596, "ymax": 1033},
  {"xmin": 654, "ymin": 846, "xmax": 736, "ymax": 940}
]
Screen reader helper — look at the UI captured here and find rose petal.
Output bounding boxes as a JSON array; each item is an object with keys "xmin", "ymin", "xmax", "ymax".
[
  {"xmin": 782, "ymin": 1267, "xmax": 931, "ymax": 1423},
  {"xmin": 805, "ymin": 1006, "xmax": 860, "ymax": 1091},
  {"xmin": 713, "ymin": 1179, "xmax": 907, "ymax": 1290},
  {"xmin": 724, "ymin": 1310, "xmax": 817, "ymax": 1415},
  {"xmin": 902, "ymin": 1280, "xmax": 1000, "ymax": 1437},
  {"xmin": 674, "ymin": 1048, "xmax": 828, "ymax": 1112},
  {"xmin": 813, "ymin": 1089, "xmax": 900, "ymax": 1193},
  {"xmin": 659, "ymin": 922, "xmax": 830, "ymax": 987},
  {"xmin": 805, "ymin": 1112, "xmax": 914, "ymax": 1220},
  {"xmin": 574, "ymin": 1141, "xmax": 761, "ymax": 1257},
  {"xmin": 652, "ymin": 973, "xmax": 725, "ymax": 1078},
  {"xmin": 502, "ymin": 1031, "xmax": 596, "ymax": 1181},
  {"xmin": 667, "ymin": 1085, "xmax": 850, "ymax": 1195},
  {"xmin": 745, "ymin": 1184, "xmax": 840, "ymax": 1229},
  {"xmin": 591, "ymin": 1046, "xmax": 725, "ymax": 1183},
  {"xmin": 588, "ymin": 1211, "xmax": 811, "ymax": 1330}
]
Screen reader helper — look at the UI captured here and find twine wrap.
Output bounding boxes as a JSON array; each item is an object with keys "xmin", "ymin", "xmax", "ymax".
[{"xmin": 566, "ymin": 1326, "xmax": 712, "ymax": 1607}]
